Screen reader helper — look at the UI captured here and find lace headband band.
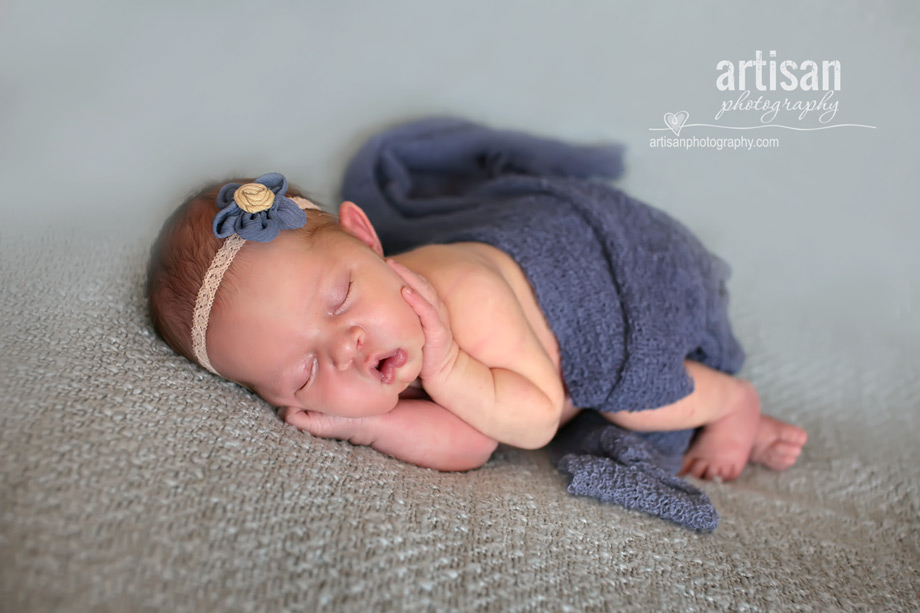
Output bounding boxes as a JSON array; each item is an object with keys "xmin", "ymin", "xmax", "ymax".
[{"xmin": 191, "ymin": 173, "xmax": 319, "ymax": 375}]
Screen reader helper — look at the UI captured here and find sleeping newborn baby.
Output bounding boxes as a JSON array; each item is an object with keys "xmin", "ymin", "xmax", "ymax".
[{"xmin": 146, "ymin": 172, "xmax": 806, "ymax": 478}]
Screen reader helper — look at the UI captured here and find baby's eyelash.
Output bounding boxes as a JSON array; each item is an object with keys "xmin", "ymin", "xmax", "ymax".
[
  {"xmin": 300, "ymin": 356, "xmax": 317, "ymax": 391},
  {"xmin": 333, "ymin": 280, "xmax": 353, "ymax": 315}
]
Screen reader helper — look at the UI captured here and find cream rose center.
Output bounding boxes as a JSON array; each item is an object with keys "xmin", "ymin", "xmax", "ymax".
[{"xmin": 234, "ymin": 183, "xmax": 275, "ymax": 213}]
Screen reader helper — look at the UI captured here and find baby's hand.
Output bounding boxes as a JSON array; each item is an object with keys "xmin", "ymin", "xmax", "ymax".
[
  {"xmin": 387, "ymin": 258, "xmax": 460, "ymax": 386},
  {"xmin": 279, "ymin": 407, "xmax": 372, "ymax": 444}
]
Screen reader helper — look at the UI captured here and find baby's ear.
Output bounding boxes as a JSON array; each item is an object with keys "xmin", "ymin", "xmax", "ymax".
[{"xmin": 338, "ymin": 201, "xmax": 384, "ymax": 257}]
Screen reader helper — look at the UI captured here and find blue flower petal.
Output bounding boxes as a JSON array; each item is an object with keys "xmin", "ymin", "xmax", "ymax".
[
  {"xmin": 236, "ymin": 210, "xmax": 281, "ymax": 242},
  {"xmin": 272, "ymin": 197, "xmax": 309, "ymax": 232},
  {"xmin": 213, "ymin": 203, "xmax": 243, "ymax": 238},
  {"xmin": 216, "ymin": 182, "xmax": 241, "ymax": 210},
  {"xmin": 253, "ymin": 172, "xmax": 288, "ymax": 197}
]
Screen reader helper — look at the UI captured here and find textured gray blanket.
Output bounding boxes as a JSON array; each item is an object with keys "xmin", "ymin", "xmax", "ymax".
[
  {"xmin": 2, "ymin": 0, "xmax": 917, "ymax": 608},
  {"xmin": 1, "ymin": 220, "xmax": 918, "ymax": 612}
]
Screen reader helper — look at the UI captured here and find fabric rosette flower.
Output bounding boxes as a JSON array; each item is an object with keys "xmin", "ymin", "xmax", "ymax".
[{"xmin": 212, "ymin": 172, "xmax": 307, "ymax": 242}]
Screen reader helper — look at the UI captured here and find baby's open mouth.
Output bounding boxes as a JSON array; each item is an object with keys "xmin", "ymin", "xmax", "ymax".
[{"xmin": 373, "ymin": 349, "xmax": 407, "ymax": 384}]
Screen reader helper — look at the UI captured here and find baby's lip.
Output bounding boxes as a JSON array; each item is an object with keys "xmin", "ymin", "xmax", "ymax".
[{"xmin": 369, "ymin": 349, "xmax": 408, "ymax": 384}]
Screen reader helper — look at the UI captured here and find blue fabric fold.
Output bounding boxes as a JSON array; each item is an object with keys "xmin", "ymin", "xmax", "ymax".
[
  {"xmin": 546, "ymin": 411, "xmax": 719, "ymax": 531},
  {"xmin": 340, "ymin": 116, "xmax": 745, "ymax": 531}
]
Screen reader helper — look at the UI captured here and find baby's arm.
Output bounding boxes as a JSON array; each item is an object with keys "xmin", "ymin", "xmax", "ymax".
[
  {"xmin": 280, "ymin": 398, "xmax": 498, "ymax": 472},
  {"xmin": 387, "ymin": 259, "xmax": 565, "ymax": 450}
]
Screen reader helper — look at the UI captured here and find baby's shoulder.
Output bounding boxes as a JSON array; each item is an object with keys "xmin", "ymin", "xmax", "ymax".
[
  {"xmin": 397, "ymin": 243, "xmax": 529, "ymax": 344},
  {"xmin": 396, "ymin": 243, "xmax": 561, "ymax": 390},
  {"xmin": 396, "ymin": 242, "xmax": 512, "ymax": 307}
]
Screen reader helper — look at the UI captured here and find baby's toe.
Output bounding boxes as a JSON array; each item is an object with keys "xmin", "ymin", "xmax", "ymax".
[
  {"xmin": 724, "ymin": 462, "xmax": 744, "ymax": 481},
  {"xmin": 708, "ymin": 461, "xmax": 742, "ymax": 482},
  {"xmin": 689, "ymin": 459, "xmax": 742, "ymax": 481},
  {"xmin": 782, "ymin": 426, "xmax": 808, "ymax": 447},
  {"xmin": 762, "ymin": 441, "xmax": 803, "ymax": 470},
  {"xmin": 681, "ymin": 458, "xmax": 709, "ymax": 480}
]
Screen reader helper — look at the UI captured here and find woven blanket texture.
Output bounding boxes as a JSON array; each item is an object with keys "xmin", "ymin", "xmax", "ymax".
[{"xmin": 1, "ymin": 226, "xmax": 917, "ymax": 612}]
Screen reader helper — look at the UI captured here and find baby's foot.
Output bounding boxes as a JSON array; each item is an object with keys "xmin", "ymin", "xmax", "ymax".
[
  {"xmin": 748, "ymin": 415, "xmax": 808, "ymax": 471},
  {"xmin": 679, "ymin": 380, "xmax": 761, "ymax": 481}
]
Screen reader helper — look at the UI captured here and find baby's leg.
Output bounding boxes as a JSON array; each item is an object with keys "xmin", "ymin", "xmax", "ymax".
[{"xmin": 601, "ymin": 361, "xmax": 806, "ymax": 480}]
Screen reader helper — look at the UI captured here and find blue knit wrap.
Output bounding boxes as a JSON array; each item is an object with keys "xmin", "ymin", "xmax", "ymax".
[{"xmin": 340, "ymin": 117, "xmax": 746, "ymax": 531}]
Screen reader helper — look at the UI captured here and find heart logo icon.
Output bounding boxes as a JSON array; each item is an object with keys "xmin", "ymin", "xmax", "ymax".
[{"xmin": 664, "ymin": 111, "xmax": 689, "ymax": 136}]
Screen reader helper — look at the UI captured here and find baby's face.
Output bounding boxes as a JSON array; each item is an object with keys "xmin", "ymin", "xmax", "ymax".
[{"xmin": 206, "ymin": 217, "xmax": 425, "ymax": 418}]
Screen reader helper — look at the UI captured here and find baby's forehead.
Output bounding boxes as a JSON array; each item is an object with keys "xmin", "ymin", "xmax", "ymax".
[{"xmin": 237, "ymin": 228, "xmax": 367, "ymax": 283}]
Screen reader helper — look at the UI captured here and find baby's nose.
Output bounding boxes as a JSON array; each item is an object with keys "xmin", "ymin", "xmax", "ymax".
[{"xmin": 331, "ymin": 325, "xmax": 364, "ymax": 371}]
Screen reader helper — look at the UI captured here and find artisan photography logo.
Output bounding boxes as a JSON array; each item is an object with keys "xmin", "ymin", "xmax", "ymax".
[{"xmin": 650, "ymin": 50, "xmax": 876, "ymax": 150}]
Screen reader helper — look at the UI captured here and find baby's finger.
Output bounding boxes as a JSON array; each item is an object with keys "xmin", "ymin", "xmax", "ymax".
[
  {"xmin": 387, "ymin": 258, "xmax": 428, "ymax": 293},
  {"xmin": 282, "ymin": 408, "xmax": 366, "ymax": 442},
  {"xmin": 387, "ymin": 259, "xmax": 439, "ymax": 305},
  {"xmin": 386, "ymin": 258, "xmax": 416, "ymax": 284},
  {"xmin": 401, "ymin": 286, "xmax": 447, "ymax": 340}
]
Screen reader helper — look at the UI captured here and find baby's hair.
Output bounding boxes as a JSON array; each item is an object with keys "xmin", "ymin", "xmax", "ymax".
[{"xmin": 146, "ymin": 177, "xmax": 335, "ymax": 375}]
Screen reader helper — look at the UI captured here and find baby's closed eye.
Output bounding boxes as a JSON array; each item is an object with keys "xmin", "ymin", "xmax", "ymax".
[
  {"xmin": 298, "ymin": 356, "xmax": 318, "ymax": 391},
  {"xmin": 332, "ymin": 279, "xmax": 353, "ymax": 315}
]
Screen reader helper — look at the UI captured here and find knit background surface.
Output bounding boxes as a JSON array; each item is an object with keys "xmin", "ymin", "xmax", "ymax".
[{"xmin": 1, "ymin": 228, "xmax": 917, "ymax": 612}]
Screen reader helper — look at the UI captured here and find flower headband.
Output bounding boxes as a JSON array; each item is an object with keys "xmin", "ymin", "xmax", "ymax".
[{"xmin": 191, "ymin": 172, "xmax": 320, "ymax": 375}]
